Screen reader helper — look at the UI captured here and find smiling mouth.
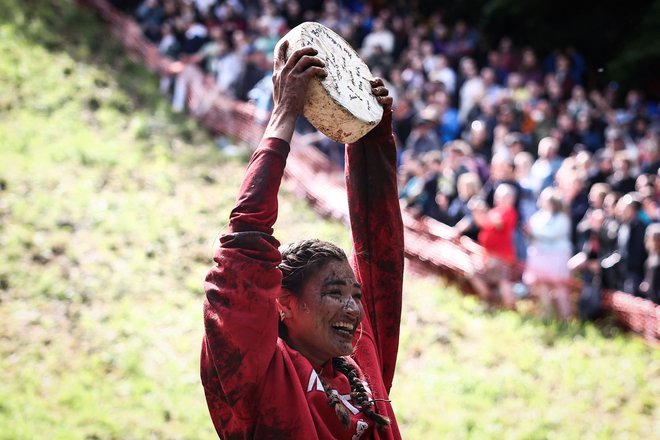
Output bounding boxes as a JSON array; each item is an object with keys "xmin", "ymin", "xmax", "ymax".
[{"xmin": 331, "ymin": 321, "xmax": 356, "ymax": 338}]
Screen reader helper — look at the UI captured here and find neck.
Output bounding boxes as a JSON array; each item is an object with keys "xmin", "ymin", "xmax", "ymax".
[{"xmin": 282, "ymin": 334, "xmax": 330, "ymax": 369}]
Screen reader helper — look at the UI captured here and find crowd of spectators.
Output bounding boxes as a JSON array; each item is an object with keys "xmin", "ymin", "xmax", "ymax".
[{"xmin": 122, "ymin": 0, "xmax": 660, "ymax": 318}]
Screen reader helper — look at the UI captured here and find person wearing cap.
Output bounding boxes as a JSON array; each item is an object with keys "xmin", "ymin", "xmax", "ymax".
[{"xmin": 201, "ymin": 41, "xmax": 403, "ymax": 439}]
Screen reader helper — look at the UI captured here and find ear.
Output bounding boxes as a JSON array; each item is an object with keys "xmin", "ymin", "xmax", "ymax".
[{"xmin": 277, "ymin": 291, "xmax": 294, "ymax": 320}]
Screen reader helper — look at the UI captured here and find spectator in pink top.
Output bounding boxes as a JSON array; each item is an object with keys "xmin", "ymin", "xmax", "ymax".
[{"xmin": 524, "ymin": 187, "xmax": 573, "ymax": 319}]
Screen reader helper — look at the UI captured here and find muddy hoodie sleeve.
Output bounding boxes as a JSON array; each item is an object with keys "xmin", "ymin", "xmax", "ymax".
[
  {"xmin": 345, "ymin": 110, "xmax": 405, "ymax": 391},
  {"xmin": 201, "ymin": 137, "xmax": 288, "ymax": 425}
]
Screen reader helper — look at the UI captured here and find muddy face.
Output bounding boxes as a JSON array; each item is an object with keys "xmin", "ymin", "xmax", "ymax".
[{"xmin": 284, "ymin": 260, "xmax": 363, "ymax": 366}]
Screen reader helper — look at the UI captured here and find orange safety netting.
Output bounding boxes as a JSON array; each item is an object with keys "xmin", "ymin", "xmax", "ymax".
[{"xmin": 79, "ymin": 0, "xmax": 659, "ymax": 344}]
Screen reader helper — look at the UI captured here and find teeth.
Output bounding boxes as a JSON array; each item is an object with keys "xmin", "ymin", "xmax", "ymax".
[{"xmin": 333, "ymin": 321, "xmax": 354, "ymax": 331}]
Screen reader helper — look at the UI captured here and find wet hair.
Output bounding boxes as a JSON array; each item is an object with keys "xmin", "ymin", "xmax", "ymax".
[
  {"xmin": 279, "ymin": 239, "xmax": 347, "ymax": 294},
  {"xmin": 277, "ymin": 239, "xmax": 391, "ymax": 430}
]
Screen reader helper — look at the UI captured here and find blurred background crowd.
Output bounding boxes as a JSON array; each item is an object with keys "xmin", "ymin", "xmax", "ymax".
[{"xmin": 112, "ymin": 0, "xmax": 660, "ymax": 318}]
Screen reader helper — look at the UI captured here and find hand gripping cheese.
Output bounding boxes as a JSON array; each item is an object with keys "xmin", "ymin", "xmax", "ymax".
[{"xmin": 278, "ymin": 22, "xmax": 383, "ymax": 143}]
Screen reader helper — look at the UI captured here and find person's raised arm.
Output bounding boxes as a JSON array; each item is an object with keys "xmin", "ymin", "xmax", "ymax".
[
  {"xmin": 201, "ymin": 42, "xmax": 326, "ymax": 427},
  {"xmin": 263, "ymin": 42, "xmax": 326, "ymax": 142},
  {"xmin": 345, "ymin": 80, "xmax": 404, "ymax": 391},
  {"xmin": 229, "ymin": 43, "xmax": 326, "ymax": 232}
]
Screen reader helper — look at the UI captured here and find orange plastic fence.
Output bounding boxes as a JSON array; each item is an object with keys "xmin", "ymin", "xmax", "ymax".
[{"xmin": 79, "ymin": 0, "xmax": 659, "ymax": 344}]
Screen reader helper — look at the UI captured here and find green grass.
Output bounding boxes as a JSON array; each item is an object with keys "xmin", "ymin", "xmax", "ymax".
[
  {"xmin": 0, "ymin": 1, "xmax": 658, "ymax": 439},
  {"xmin": 393, "ymin": 278, "xmax": 659, "ymax": 439}
]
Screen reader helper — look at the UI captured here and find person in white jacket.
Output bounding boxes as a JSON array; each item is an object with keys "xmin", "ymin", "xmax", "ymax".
[{"xmin": 523, "ymin": 187, "xmax": 573, "ymax": 319}]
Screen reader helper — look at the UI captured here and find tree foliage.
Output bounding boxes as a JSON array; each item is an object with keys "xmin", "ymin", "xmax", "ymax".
[{"xmin": 417, "ymin": 0, "xmax": 660, "ymax": 97}]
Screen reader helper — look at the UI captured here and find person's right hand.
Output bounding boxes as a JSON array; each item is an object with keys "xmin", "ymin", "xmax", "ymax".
[{"xmin": 272, "ymin": 40, "xmax": 327, "ymax": 117}]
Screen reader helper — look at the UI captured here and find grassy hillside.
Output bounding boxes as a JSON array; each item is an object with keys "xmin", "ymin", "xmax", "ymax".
[{"xmin": 0, "ymin": 1, "xmax": 658, "ymax": 439}]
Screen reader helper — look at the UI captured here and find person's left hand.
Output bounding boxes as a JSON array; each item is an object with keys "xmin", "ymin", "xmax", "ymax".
[{"xmin": 369, "ymin": 78, "xmax": 392, "ymax": 112}]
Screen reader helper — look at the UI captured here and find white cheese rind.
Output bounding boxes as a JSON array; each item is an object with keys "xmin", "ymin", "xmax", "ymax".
[{"xmin": 280, "ymin": 22, "xmax": 383, "ymax": 143}]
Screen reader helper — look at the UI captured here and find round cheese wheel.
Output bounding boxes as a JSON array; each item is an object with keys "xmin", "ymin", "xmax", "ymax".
[{"xmin": 279, "ymin": 22, "xmax": 383, "ymax": 143}]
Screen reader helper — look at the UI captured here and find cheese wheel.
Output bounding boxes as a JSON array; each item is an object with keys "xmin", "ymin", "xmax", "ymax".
[{"xmin": 279, "ymin": 22, "xmax": 383, "ymax": 143}]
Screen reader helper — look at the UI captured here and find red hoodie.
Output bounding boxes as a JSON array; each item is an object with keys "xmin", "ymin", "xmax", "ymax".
[{"xmin": 201, "ymin": 111, "xmax": 404, "ymax": 439}]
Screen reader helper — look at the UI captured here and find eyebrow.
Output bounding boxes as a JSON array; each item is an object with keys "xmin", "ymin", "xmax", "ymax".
[{"xmin": 323, "ymin": 279, "xmax": 361, "ymax": 289}]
